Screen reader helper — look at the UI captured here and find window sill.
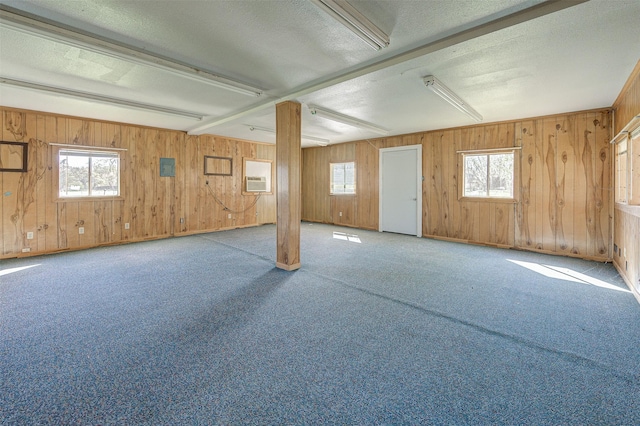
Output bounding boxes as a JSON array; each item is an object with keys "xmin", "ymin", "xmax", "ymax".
[
  {"xmin": 330, "ymin": 193, "xmax": 356, "ymax": 196},
  {"xmin": 56, "ymin": 196, "xmax": 124, "ymax": 203},
  {"xmin": 615, "ymin": 203, "xmax": 640, "ymax": 218},
  {"xmin": 242, "ymin": 191, "xmax": 272, "ymax": 196},
  {"xmin": 459, "ymin": 197, "xmax": 517, "ymax": 204}
]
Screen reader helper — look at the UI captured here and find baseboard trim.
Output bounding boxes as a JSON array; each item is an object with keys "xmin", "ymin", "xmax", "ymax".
[{"xmin": 613, "ymin": 260, "xmax": 640, "ymax": 305}]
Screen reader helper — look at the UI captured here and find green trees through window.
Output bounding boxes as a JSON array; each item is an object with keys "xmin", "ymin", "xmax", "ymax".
[
  {"xmin": 59, "ymin": 149, "xmax": 119, "ymax": 197},
  {"xmin": 463, "ymin": 152, "xmax": 514, "ymax": 199}
]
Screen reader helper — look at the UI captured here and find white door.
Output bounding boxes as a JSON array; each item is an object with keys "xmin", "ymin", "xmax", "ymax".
[{"xmin": 379, "ymin": 145, "xmax": 422, "ymax": 236}]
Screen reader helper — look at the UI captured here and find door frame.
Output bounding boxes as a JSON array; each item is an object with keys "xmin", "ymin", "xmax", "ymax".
[{"xmin": 378, "ymin": 144, "xmax": 422, "ymax": 237}]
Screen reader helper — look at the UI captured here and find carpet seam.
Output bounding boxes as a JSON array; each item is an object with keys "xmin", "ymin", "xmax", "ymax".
[{"xmin": 302, "ymin": 268, "xmax": 640, "ymax": 385}]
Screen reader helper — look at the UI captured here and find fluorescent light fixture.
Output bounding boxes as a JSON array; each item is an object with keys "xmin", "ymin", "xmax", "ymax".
[
  {"xmin": 1, "ymin": 77, "xmax": 206, "ymax": 120},
  {"xmin": 246, "ymin": 124, "xmax": 330, "ymax": 146},
  {"xmin": 423, "ymin": 75, "xmax": 482, "ymax": 122},
  {"xmin": 311, "ymin": 0, "xmax": 389, "ymax": 50},
  {"xmin": 0, "ymin": 7, "xmax": 263, "ymax": 97},
  {"xmin": 307, "ymin": 105, "xmax": 389, "ymax": 135}
]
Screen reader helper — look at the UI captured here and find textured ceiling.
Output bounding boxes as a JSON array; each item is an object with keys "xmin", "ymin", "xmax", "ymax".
[{"xmin": 0, "ymin": 0, "xmax": 639, "ymax": 147}]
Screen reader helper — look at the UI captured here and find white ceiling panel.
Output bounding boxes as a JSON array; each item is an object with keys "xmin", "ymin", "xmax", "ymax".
[{"xmin": 1, "ymin": 0, "xmax": 638, "ymax": 147}]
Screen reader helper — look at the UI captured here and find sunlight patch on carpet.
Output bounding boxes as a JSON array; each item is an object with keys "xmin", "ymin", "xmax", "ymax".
[
  {"xmin": 333, "ymin": 232, "xmax": 361, "ymax": 243},
  {"xmin": 0, "ymin": 264, "xmax": 41, "ymax": 277},
  {"xmin": 507, "ymin": 259, "xmax": 629, "ymax": 292}
]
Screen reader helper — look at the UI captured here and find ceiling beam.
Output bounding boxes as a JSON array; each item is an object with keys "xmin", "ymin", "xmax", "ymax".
[
  {"xmin": 187, "ymin": 0, "xmax": 589, "ymax": 135},
  {"xmin": 0, "ymin": 5, "xmax": 263, "ymax": 97}
]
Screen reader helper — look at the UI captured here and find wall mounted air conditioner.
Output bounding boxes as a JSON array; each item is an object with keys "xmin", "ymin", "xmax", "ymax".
[{"xmin": 246, "ymin": 176, "xmax": 267, "ymax": 192}]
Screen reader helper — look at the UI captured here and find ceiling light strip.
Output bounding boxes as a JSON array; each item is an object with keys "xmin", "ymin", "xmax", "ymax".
[
  {"xmin": 311, "ymin": 0, "xmax": 389, "ymax": 50},
  {"xmin": 246, "ymin": 124, "xmax": 330, "ymax": 146},
  {"xmin": 307, "ymin": 105, "xmax": 389, "ymax": 135},
  {"xmin": 423, "ymin": 76, "xmax": 483, "ymax": 122},
  {"xmin": 0, "ymin": 77, "xmax": 206, "ymax": 120},
  {"xmin": 0, "ymin": 6, "xmax": 263, "ymax": 97}
]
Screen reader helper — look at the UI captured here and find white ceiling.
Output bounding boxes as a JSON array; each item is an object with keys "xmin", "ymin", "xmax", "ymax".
[{"xmin": 0, "ymin": 0, "xmax": 638, "ymax": 147}]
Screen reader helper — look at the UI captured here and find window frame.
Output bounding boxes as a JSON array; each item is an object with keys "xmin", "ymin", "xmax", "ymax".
[
  {"xmin": 330, "ymin": 161, "xmax": 356, "ymax": 195},
  {"xmin": 458, "ymin": 147, "xmax": 519, "ymax": 203},
  {"xmin": 614, "ymin": 136, "xmax": 628, "ymax": 203},
  {"xmin": 53, "ymin": 145, "xmax": 123, "ymax": 202},
  {"xmin": 630, "ymin": 126, "xmax": 640, "ymax": 205},
  {"xmin": 612, "ymin": 116, "xmax": 640, "ymax": 206}
]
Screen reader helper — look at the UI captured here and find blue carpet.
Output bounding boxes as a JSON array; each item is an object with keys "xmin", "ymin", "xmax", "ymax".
[{"xmin": 1, "ymin": 223, "xmax": 639, "ymax": 424}]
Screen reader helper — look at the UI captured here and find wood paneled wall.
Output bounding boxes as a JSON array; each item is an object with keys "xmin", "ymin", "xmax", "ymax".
[
  {"xmin": 1, "ymin": 108, "xmax": 276, "ymax": 258},
  {"xmin": 612, "ymin": 60, "xmax": 640, "ymax": 297},
  {"xmin": 613, "ymin": 60, "xmax": 640, "ymax": 134},
  {"xmin": 614, "ymin": 205, "xmax": 640, "ymax": 294},
  {"xmin": 302, "ymin": 109, "xmax": 613, "ymax": 260}
]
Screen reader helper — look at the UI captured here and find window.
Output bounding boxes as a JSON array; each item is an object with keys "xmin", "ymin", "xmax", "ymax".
[
  {"xmin": 615, "ymin": 138, "xmax": 628, "ymax": 203},
  {"xmin": 58, "ymin": 149, "xmax": 120, "ymax": 198},
  {"xmin": 631, "ymin": 128, "xmax": 640, "ymax": 205},
  {"xmin": 330, "ymin": 162, "xmax": 355, "ymax": 195},
  {"xmin": 462, "ymin": 150, "xmax": 515, "ymax": 199},
  {"xmin": 614, "ymin": 121, "xmax": 640, "ymax": 206}
]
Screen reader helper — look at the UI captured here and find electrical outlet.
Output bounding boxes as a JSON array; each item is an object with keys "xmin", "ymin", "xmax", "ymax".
[
  {"xmin": 228, "ymin": 213, "xmax": 232, "ymax": 219},
  {"xmin": 339, "ymin": 211, "xmax": 342, "ymax": 217},
  {"xmin": 78, "ymin": 227, "xmax": 84, "ymax": 235},
  {"xmin": 180, "ymin": 217, "xmax": 185, "ymax": 223},
  {"xmin": 125, "ymin": 223, "xmax": 130, "ymax": 230},
  {"xmin": 26, "ymin": 232, "xmax": 34, "ymax": 240},
  {"xmin": 22, "ymin": 248, "xmax": 31, "ymax": 253}
]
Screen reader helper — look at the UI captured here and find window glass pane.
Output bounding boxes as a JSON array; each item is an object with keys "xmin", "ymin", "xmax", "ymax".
[
  {"xmin": 344, "ymin": 162, "xmax": 355, "ymax": 193},
  {"xmin": 91, "ymin": 156, "xmax": 119, "ymax": 196},
  {"xmin": 330, "ymin": 162, "xmax": 355, "ymax": 194},
  {"xmin": 59, "ymin": 153, "xmax": 89, "ymax": 197},
  {"xmin": 332, "ymin": 163, "xmax": 345, "ymax": 194},
  {"xmin": 464, "ymin": 155, "xmax": 487, "ymax": 197},
  {"xmin": 616, "ymin": 139, "xmax": 628, "ymax": 203},
  {"xmin": 488, "ymin": 153, "xmax": 514, "ymax": 198},
  {"xmin": 630, "ymin": 131, "xmax": 640, "ymax": 204}
]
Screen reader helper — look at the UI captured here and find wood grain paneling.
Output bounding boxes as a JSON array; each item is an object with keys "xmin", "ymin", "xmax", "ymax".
[
  {"xmin": 612, "ymin": 59, "xmax": 640, "ymax": 299},
  {"xmin": 275, "ymin": 101, "xmax": 301, "ymax": 271},
  {"xmin": 614, "ymin": 206, "xmax": 640, "ymax": 296},
  {"xmin": 302, "ymin": 147, "xmax": 331, "ymax": 224},
  {"xmin": 355, "ymin": 141, "xmax": 379, "ymax": 230},
  {"xmin": 0, "ymin": 107, "xmax": 276, "ymax": 258},
  {"xmin": 613, "ymin": 60, "xmax": 640, "ymax": 134},
  {"xmin": 301, "ymin": 110, "xmax": 612, "ymax": 260},
  {"xmin": 2, "ymin": 110, "xmax": 26, "ymax": 254}
]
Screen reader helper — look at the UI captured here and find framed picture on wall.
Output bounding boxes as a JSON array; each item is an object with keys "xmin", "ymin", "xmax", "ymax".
[
  {"xmin": 204, "ymin": 156, "xmax": 233, "ymax": 176},
  {"xmin": 0, "ymin": 141, "xmax": 28, "ymax": 172}
]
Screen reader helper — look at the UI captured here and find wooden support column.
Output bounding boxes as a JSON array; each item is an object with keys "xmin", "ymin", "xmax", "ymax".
[{"xmin": 276, "ymin": 101, "xmax": 301, "ymax": 271}]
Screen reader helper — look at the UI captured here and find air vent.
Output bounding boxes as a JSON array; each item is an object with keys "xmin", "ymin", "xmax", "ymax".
[{"xmin": 246, "ymin": 176, "xmax": 267, "ymax": 192}]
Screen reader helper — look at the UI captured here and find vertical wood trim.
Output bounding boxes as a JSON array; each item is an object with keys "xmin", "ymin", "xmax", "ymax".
[{"xmin": 276, "ymin": 101, "xmax": 301, "ymax": 271}]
